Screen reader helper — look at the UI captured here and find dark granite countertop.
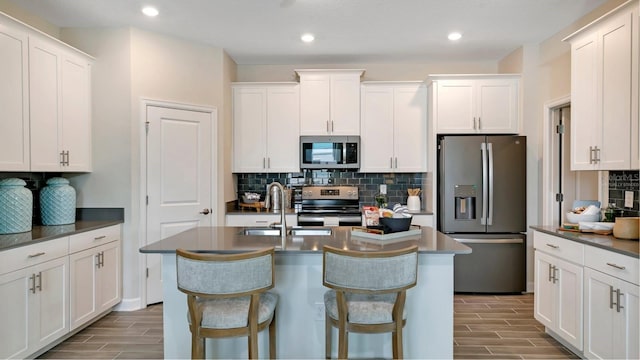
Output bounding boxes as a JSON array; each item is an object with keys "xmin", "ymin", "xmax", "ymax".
[
  {"xmin": 531, "ymin": 225, "xmax": 639, "ymax": 258},
  {"xmin": 139, "ymin": 226, "xmax": 471, "ymax": 255},
  {"xmin": 0, "ymin": 208, "xmax": 124, "ymax": 252},
  {"xmin": 0, "ymin": 220, "xmax": 123, "ymax": 252}
]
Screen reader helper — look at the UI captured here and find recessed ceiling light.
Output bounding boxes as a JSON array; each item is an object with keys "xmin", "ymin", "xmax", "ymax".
[
  {"xmin": 448, "ymin": 32, "xmax": 462, "ymax": 41},
  {"xmin": 142, "ymin": 6, "xmax": 159, "ymax": 17},
  {"xmin": 301, "ymin": 33, "xmax": 315, "ymax": 43}
]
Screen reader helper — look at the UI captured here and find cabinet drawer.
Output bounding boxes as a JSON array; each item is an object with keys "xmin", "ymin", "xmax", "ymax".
[
  {"xmin": 585, "ymin": 245, "xmax": 639, "ymax": 285},
  {"xmin": 69, "ymin": 225, "xmax": 121, "ymax": 254},
  {"xmin": 533, "ymin": 231, "xmax": 584, "ymax": 265},
  {"xmin": 0, "ymin": 236, "xmax": 69, "ymax": 274}
]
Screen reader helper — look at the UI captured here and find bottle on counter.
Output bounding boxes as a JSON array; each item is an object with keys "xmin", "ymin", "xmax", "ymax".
[{"xmin": 374, "ymin": 184, "xmax": 388, "ymax": 208}]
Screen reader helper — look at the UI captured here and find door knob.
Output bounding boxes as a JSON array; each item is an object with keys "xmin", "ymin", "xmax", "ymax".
[{"xmin": 199, "ymin": 208, "xmax": 210, "ymax": 215}]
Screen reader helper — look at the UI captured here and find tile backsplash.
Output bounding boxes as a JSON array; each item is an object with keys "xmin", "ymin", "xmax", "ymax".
[
  {"xmin": 608, "ymin": 170, "xmax": 639, "ymax": 217},
  {"xmin": 236, "ymin": 170, "xmax": 424, "ymax": 208}
]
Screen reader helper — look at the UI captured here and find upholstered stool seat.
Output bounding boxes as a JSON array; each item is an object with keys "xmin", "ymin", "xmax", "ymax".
[
  {"xmin": 322, "ymin": 245, "xmax": 418, "ymax": 359},
  {"xmin": 176, "ymin": 247, "xmax": 277, "ymax": 359}
]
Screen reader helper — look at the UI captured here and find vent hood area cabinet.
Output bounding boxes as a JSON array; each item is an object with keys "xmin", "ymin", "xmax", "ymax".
[
  {"xmin": 360, "ymin": 82, "xmax": 427, "ymax": 172},
  {"xmin": 564, "ymin": 0, "xmax": 639, "ymax": 171},
  {"xmin": 0, "ymin": 13, "xmax": 93, "ymax": 172},
  {"xmin": 296, "ymin": 69, "xmax": 363, "ymax": 135},
  {"xmin": 232, "ymin": 83, "xmax": 300, "ymax": 173},
  {"xmin": 429, "ymin": 74, "xmax": 520, "ymax": 134}
]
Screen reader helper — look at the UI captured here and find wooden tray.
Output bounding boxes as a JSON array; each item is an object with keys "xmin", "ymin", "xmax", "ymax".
[
  {"xmin": 239, "ymin": 202, "xmax": 265, "ymax": 212},
  {"xmin": 557, "ymin": 227, "xmax": 613, "ymax": 235}
]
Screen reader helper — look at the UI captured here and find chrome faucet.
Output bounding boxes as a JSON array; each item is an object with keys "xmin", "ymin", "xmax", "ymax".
[{"xmin": 266, "ymin": 181, "xmax": 287, "ymax": 246}]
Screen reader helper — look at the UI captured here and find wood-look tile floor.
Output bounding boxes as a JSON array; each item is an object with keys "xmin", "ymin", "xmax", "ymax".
[{"xmin": 40, "ymin": 294, "xmax": 578, "ymax": 359}]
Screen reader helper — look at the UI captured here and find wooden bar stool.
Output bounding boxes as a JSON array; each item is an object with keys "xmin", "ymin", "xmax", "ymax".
[
  {"xmin": 176, "ymin": 247, "xmax": 277, "ymax": 359},
  {"xmin": 322, "ymin": 245, "xmax": 418, "ymax": 359}
]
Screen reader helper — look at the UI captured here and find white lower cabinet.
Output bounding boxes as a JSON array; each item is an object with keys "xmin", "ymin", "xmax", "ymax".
[
  {"xmin": 534, "ymin": 251, "xmax": 583, "ymax": 350},
  {"xmin": 0, "ymin": 245, "xmax": 68, "ymax": 359},
  {"xmin": 584, "ymin": 267, "xmax": 639, "ymax": 360},
  {"xmin": 533, "ymin": 229, "xmax": 639, "ymax": 359},
  {"xmin": 69, "ymin": 228, "xmax": 121, "ymax": 331}
]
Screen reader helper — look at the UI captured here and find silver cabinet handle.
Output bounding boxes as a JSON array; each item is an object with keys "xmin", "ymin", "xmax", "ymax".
[
  {"xmin": 326, "ymin": 121, "xmax": 330, "ymax": 133},
  {"xmin": 473, "ymin": 117, "xmax": 477, "ymax": 130},
  {"xmin": 100, "ymin": 252, "xmax": 105, "ymax": 267},
  {"xmin": 546, "ymin": 243, "xmax": 559, "ymax": 249},
  {"xmin": 28, "ymin": 252, "xmax": 46, "ymax": 258},
  {"xmin": 616, "ymin": 289, "xmax": 624, "ymax": 313},
  {"xmin": 263, "ymin": 158, "xmax": 266, "ymax": 168},
  {"xmin": 594, "ymin": 147, "xmax": 600, "ymax": 163},
  {"xmin": 66, "ymin": 150, "xmax": 70, "ymax": 166},
  {"xmin": 548, "ymin": 263, "xmax": 554, "ymax": 282},
  {"xmin": 589, "ymin": 146, "xmax": 595, "ymax": 164},
  {"xmin": 95, "ymin": 253, "xmax": 101, "ymax": 268},
  {"xmin": 478, "ymin": 117, "xmax": 481, "ymax": 130},
  {"xmin": 331, "ymin": 121, "xmax": 334, "ymax": 133},
  {"xmin": 94, "ymin": 235, "xmax": 106, "ymax": 240},
  {"xmin": 390, "ymin": 157, "xmax": 393, "ymax": 168},
  {"xmin": 609, "ymin": 285, "xmax": 616, "ymax": 309},
  {"xmin": 552, "ymin": 266, "xmax": 558, "ymax": 284},
  {"xmin": 29, "ymin": 274, "xmax": 36, "ymax": 294},
  {"xmin": 60, "ymin": 151, "xmax": 65, "ymax": 166},
  {"xmin": 36, "ymin": 272, "xmax": 42, "ymax": 292},
  {"xmin": 606, "ymin": 262, "xmax": 626, "ymax": 270},
  {"xmin": 394, "ymin": 157, "xmax": 398, "ymax": 168},
  {"xmin": 267, "ymin": 158, "xmax": 271, "ymax": 168}
]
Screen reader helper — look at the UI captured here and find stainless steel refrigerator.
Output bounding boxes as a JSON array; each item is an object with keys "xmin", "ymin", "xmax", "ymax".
[{"xmin": 438, "ymin": 135, "xmax": 526, "ymax": 293}]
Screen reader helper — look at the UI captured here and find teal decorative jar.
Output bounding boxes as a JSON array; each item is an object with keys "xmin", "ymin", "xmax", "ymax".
[
  {"xmin": 40, "ymin": 177, "xmax": 76, "ymax": 225},
  {"xmin": 0, "ymin": 178, "xmax": 33, "ymax": 234}
]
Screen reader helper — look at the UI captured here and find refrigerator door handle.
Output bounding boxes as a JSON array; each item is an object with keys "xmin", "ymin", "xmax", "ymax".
[
  {"xmin": 481, "ymin": 142, "xmax": 488, "ymax": 225},
  {"xmin": 453, "ymin": 238, "xmax": 524, "ymax": 244},
  {"xmin": 487, "ymin": 142, "xmax": 494, "ymax": 226}
]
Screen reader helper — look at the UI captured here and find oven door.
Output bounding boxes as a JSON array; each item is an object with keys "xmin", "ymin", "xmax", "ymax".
[{"xmin": 297, "ymin": 214, "xmax": 362, "ymax": 227}]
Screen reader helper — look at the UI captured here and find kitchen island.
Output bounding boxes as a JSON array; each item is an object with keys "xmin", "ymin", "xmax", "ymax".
[{"xmin": 140, "ymin": 226, "xmax": 470, "ymax": 359}]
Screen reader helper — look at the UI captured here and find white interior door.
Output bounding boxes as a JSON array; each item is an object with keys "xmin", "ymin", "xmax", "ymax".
[{"xmin": 146, "ymin": 105, "xmax": 213, "ymax": 305}]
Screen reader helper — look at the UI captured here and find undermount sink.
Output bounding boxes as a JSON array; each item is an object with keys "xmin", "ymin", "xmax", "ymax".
[
  {"xmin": 241, "ymin": 227, "xmax": 333, "ymax": 236},
  {"xmin": 242, "ymin": 228, "xmax": 282, "ymax": 236},
  {"xmin": 289, "ymin": 227, "xmax": 332, "ymax": 236}
]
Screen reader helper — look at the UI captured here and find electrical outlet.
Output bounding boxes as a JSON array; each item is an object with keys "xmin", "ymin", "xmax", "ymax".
[
  {"xmin": 625, "ymin": 191, "xmax": 634, "ymax": 208},
  {"xmin": 314, "ymin": 302, "xmax": 325, "ymax": 321}
]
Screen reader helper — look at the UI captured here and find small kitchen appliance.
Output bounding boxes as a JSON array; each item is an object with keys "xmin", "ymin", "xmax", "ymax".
[
  {"xmin": 300, "ymin": 136, "xmax": 360, "ymax": 170},
  {"xmin": 297, "ymin": 185, "xmax": 362, "ymax": 226}
]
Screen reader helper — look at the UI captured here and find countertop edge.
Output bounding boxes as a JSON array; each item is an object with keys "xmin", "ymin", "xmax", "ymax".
[{"xmin": 530, "ymin": 225, "xmax": 639, "ymax": 258}]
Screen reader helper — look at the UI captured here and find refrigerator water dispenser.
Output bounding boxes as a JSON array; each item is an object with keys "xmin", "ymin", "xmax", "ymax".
[{"xmin": 454, "ymin": 185, "xmax": 476, "ymax": 220}]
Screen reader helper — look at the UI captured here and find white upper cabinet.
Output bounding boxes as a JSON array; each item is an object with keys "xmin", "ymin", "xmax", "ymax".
[
  {"xmin": 360, "ymin": 82, "xmax": 427, "ymax": 172},
  {"xmin": 30, "ymin": 37, "xmax": 92, "ymax": 172},
  {"xmin": 0, "ymin": 13, "xmax": 93, "ymax": 172},
  {"xmin": 297, "ymin": 69, "xmax": 363, "ymax": 135},
  {"xmin": 232, "ymin": 83, "xmax": 300, "ymax": 173},
  {"xmin": 564, "ymin": 0, "xmax": 639, "ymax": 170},
  {"xmin": 0, "ymin": 22, "xmax": 29, "ymax": 171},
  {"xmin": 430, "ymin": 75, "xmax": 520, "ymax": 134}
]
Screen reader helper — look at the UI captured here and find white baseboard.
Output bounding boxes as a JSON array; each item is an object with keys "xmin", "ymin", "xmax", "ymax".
[
  {"xmin": 114, "ymin": 297, "xmax": 144, "ymax": 311},
  {"xmin": 527, "ymin": 281, "xmax": 534, "ymax": 293}
]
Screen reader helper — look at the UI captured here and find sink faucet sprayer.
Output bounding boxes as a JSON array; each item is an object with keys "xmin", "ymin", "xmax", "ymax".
[{"xmin": 266, "ymin": 182, "xmax": 287, "ymax": 247}]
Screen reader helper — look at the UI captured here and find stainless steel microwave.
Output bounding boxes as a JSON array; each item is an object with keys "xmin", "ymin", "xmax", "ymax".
[{"xmin": 300, "ymin": 136, "xmax": 360, "ymax": 169}]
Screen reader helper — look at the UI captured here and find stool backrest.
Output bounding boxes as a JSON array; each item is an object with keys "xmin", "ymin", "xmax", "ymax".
[
  {"xmin": 323, "ymin": 245, "xmax": 418, "ymax": 294},
  {"xmin": 176, "ymin": 247, "xmax": 275, "ymax": 298}
]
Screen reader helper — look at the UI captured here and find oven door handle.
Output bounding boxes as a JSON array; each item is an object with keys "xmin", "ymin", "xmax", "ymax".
[{"xmin": 297, "ymin": 215, "xmax": 362, "ymax": 223}]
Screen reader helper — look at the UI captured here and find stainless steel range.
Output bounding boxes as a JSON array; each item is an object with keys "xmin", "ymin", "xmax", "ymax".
[{"xmin": 297, "ymin": 186, "xmax": 362, "ymax": 226}]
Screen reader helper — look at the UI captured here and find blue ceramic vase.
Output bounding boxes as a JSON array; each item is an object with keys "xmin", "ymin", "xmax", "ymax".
[
  {"xmin": 0, "ymin": 178, "xmax": 33, "ymax": 234},
  {"xmin": 40, "ymin": 177, "xmax": 76, "ymax": 225}
]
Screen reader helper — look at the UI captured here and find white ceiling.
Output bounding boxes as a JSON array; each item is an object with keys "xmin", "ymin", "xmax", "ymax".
[{"xmin": 9, "ymin": 0, "xmax": 608, "ymax": 65}]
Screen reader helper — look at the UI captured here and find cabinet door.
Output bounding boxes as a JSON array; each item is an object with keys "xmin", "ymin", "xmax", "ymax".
[
  {"xmin": 434, "ymin": 80, "xmax": 475, "ymax": 133},
  {"xmin": 476, "ymin": 79, "xmax": 519, "ymax": 134},
  {"xmin": 330, "ymin": 74, "xmax": 361, "ymax": 135},
  {"xmin": 584, "ymin": 268, "xmax": 616, "ymax": 359},
  {"xmin": 96, "ymin": 241, "xmax": 121, "ymax": 313},
  {"xmin": 556, "ymin": 256, "xmax": 583, "ymax": 350},
  {"xmin": 300, "ymin": 74, "xmax": 331, "ymax": 135},
  {"xmin": 30, "ymin": 256, "xmax": 68, "ymax": 352},
  {"xmin": 0, "ymin": 268, "xmax": 30, "ymax": 359},
  {"xmin": 360, "ymin": 86, "xmax": 394, "ymax": 172},
  {"xmin": 598, "ymin": 10, "xmax": 632, "ymax": 170},
  {"xmin": 613, "ymin": 280, "xmax": 639, "ymax": 360},
  {"xmin": 393, "ymin": 85, "xmax": 427, "ymax": 171},
  {"xmin": 61, "ymin": 53, "xmax": 92, "ymax": 171},
  {"xmin": 69, "ymin": 247, "xmax": 98, "ymax": 331},
  {"xmin": 232, "ymin": 87, "xmax": 267, "ymax": 172},
  {"xmin": 534, "ymin": 251, "xmax": 555, "ymax": 329},
  {"xmin": 0, "ymin": 23, "xmax": 29, "ymax": 171},
  {"xmin": 266, "ymin": 85, "xmax": 300, "ymax": 172},
  {"xmin": 30, "ymin": 37, "xmax": 62, "ymax": 172}
]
